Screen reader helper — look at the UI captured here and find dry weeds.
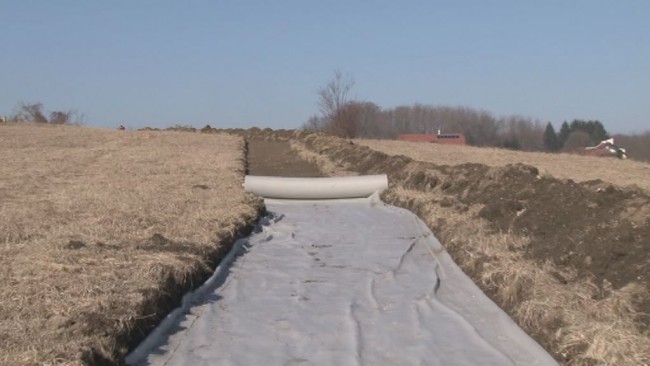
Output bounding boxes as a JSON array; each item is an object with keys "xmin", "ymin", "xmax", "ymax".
[
  {"xmin": 356, "ymin": 139, "xmax": 650, "ymax": 191},
  {"xmin": 0, "ymin": 124, "xmax": 262, "ymax": 365}
]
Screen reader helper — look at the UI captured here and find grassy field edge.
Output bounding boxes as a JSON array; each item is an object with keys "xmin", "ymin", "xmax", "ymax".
[
  {"xmin": 0, "ymin": 125, "xmax": 265, "ymax": 365},
  {"xmin": 101, "ymin": 207, "xmax": 263, "ymax": 365}
]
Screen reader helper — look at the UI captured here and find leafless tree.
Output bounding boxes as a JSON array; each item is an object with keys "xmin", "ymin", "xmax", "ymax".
[
  {"xmin": 49, "ymin": 111, "xmax": 71, "ymax": 125},
  {"xmin": 614, "ymin": 132, "xmax": 650, "ymax": 162},
  {"xmin": 51, "ymin": 109, "xmax": 83, "ymax": 125},
  {"xmin": 354, "ymin": 101, "xmax": 383, "ymax": 138},
  {"xmin": 301, "ymin": 114, "xmax": 326, "ymax": 131},
  {"xmin": 14, "ymin": 102, "xmax": 48, "ymax": 123},
  {"xmin": 11, "ymin": 102, "xmax": 83, "ymax": 125},
  {"xmin": 318, "ymin": 71, "xmax": 359, "ymax": 138},
  {"xmin": 498, "ymin": 115, "xmax": 545, "ymax": 151},
  {"xmin": 326, "ymin": 101, "xmax": 364, "ymax": 138}
]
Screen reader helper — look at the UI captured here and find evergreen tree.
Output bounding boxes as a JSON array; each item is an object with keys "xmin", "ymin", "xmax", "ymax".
[
  {"xmin": 502, "ymin": 136, "xmax": 521, "ymax": 150},
  {"xmin": 587, "ymin": 120, "xmax": 609, "ymax": 142},
  {"xmin": 543, "ymin": 122, "xmax": 559, "ymax": 151},
  {"xmin": 558, "ymin": 121, "xmax": 571, "ymax": 148},
  {"xmin": 569, "ymin": 119, "xmax": 609, "ymax": 145}
]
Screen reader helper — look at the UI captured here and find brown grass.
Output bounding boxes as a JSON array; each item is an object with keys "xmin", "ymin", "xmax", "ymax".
[
  {"xmin": 0, "ymin": 124, "xmax": 262, "ymax": 365},
  {"xmin": 356, "ymin": 139, "xmax": 650, "ymax": 191}
]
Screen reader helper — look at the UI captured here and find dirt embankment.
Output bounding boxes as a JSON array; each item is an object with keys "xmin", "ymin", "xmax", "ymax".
[
  {"xmin": 288, "ymin": 133, "xmax": 649, "ymax": 366},
  {"xmin": 357, "ymin": 138, "xmax": 650, "ymax": 191}
]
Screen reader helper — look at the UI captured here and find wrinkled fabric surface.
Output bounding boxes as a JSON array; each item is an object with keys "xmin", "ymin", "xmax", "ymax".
[{"xmin": 127, "ymin": 198, "xmax": 556, "ymax": 366}]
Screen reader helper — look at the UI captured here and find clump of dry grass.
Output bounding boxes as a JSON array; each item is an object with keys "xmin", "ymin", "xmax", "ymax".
[
  {"xmin": 0, "ymin": 123, "xmax": 262, "ymax": 365},
  {"xmin": 356, "ymin": 139, "xmax": 650, "ymax": 191}
]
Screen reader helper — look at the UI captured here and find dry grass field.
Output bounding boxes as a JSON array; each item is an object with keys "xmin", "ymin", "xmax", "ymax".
[
  {"xmin": 356, "ymin": 139, "xmax": 650, "ymax": 191},
  {"xmin": 0, "ymin": 124, "xmax": 262, "ymax": 365}
]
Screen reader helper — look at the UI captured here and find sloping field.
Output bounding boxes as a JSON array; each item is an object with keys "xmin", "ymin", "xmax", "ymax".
[
  {"xmin": 356, "ymin": 139, "xmax": 650, "ymax": 191},
  {"xmin": 0, "ymin": 124, "xmax": 262, "ymax": 365},
  {"xmin": 290, "ymin": 133, "xmax": 650, "ymax": 365}
]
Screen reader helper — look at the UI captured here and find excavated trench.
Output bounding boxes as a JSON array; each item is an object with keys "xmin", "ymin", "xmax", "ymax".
[{"xmin": 125, "ymin": 137, "xmax": 556, "ymax": 365}]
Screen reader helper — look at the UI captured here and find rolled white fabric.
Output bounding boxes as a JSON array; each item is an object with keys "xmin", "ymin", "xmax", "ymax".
[{"xmin": 244, "ymin": 175, "xmax": 388, "ymax": 199}]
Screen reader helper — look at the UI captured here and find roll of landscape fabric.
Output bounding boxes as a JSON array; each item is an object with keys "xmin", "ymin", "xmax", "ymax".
[{"xmin": 244, "ymin": 175, "xmax": 388, "ymax": 199}]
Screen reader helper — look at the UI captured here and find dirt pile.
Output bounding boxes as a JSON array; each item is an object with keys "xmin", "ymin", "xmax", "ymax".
[{"xmin": 290, "ymin": 132, "xmax": 649, "ymax": 365}]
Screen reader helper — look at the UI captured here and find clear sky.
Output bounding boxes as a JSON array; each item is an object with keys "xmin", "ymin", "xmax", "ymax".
[{"xmin": 1, "ymin": 1, "xmax": 648, "ymax": 133}]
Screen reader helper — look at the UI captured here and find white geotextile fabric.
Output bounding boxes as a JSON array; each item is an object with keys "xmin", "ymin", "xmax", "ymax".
[{"xmin": 127, "ymin": 197, "xmax": 557, "ymax": 366}]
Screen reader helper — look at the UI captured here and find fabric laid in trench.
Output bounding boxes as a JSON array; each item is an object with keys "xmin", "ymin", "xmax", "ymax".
[{"xmin": 127, "ymin": 198, "xmax": 557, "ymax": 366}]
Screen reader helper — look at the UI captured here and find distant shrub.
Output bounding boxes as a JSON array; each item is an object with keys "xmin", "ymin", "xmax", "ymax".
[{"xmin": 11, "ymin": 102, "xmax": 83, "ymax": 125}]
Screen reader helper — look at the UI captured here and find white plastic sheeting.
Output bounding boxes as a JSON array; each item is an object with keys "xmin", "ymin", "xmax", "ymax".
[
  {"xmin": 127, "ymin": 197, "xmax": 557, "ymax": 365},
  {"xmin": 244, "ymin": 175, "xmax": 388, "ymax": 199}
]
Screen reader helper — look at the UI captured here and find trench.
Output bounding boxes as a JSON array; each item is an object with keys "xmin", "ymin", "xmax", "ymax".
[{"xmin": 124, "ymin": 138, "xmax": 557, "ymax": 365}]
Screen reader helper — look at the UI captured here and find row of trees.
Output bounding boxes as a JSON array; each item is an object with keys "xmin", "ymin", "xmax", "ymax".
[
  {"xmin": 304, "ymin": 72, "xmax": 650, "ymax": 161},
  {"xmin": 305, "ymin": 72, "xmax": 550, "ymax": 149},
  {"xmin": 543, "ymin": 120, "xmax": 610, "ymax": 152},
  {"xmin": 614, "ymin": 132, "xmax": 650, "ymax": 162},
  {"xmin": 4, "ymin": 102, "xmax": 83, "ymax": 125}
]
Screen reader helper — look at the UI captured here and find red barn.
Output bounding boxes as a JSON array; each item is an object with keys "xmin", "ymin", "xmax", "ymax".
[{"xmin": 397, "ymin": 133, "xmax": 466, "ymax": 145}]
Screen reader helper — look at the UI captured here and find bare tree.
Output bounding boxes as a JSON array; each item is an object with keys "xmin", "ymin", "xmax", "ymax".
[
  {"xmin": 498, "ymin": 115, "xmax": 545, "ymax": 151},
  {"xmin": 49, "ymin": 110, "xmax": 84, "ymax": 125},
  {"xmin": 327, "ymin": 101, "xmax": 363, "ymax": 138},
  {"xmin": 49, "ymin": 111, "xmax": 71, "ymax": 125},
  {"xmin": 14, "ymin": 102, "xmax": 48, "ymax": 123},
  {"xmin": 301, "ymin": 115, "xmax": 326, "ymax": 131},
  {"xmin": 354, "ymin": 101, "xmax": 383, "ymax": 138},
  {"xmin": 615, "ymin": 131, "xmax": 650, "ymax": 162},
  {"xmin": 318, "ymin": 71, "xmax": 359, "ymax": 138},
  {"xmin": 11, "ymin": 102, "xmax": 83, "ymax": 125}
]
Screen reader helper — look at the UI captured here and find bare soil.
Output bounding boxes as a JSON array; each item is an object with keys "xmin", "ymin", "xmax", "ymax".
[
  {"xmin": 247, "ymin": 138, "xmax": 323, "ymax": 177},
  {"xmin": 418, "ymin": 163, "xmax": 649, "ymax": 296}
]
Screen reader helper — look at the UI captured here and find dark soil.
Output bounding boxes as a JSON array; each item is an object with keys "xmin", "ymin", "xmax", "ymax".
[{"xmin": 247, "ymin": 138, "xmax": 323, "ymax": 177}]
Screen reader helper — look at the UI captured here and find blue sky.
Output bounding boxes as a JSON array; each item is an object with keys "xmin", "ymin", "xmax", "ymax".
[{"xmin": 1, "ymin": 1, "xmax": 648, "ymax": 133}]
